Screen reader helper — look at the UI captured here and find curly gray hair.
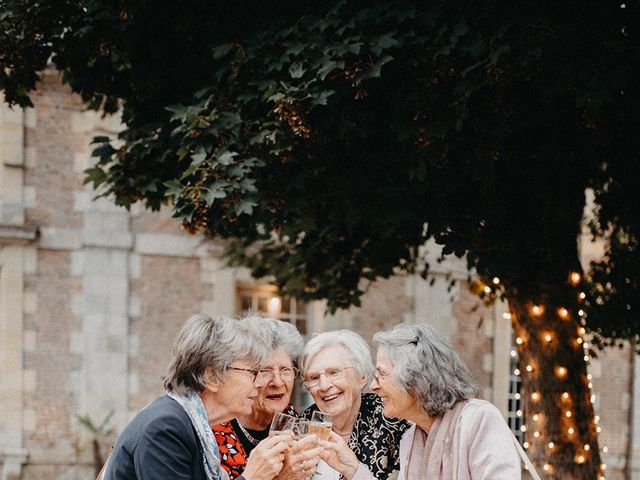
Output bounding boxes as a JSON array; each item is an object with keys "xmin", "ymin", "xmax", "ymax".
[
  {"xmin": 374, "ymin": 323, "xmax": 475, "ymax": 416},
  {"xmin": 163, "ymin": 314, "xmax": 270, "ymax": 395},
  {"xmin": 299, "ymin": 329, "xmax": 374, "ymax": 384},
  {"xmin": 239, "ymin": 314, "xmax": 304, "ymax": 363}
]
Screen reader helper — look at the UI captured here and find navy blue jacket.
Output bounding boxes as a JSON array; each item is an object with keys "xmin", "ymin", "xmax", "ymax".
[{"xmin": 104, "ymin": 395, "xmax": 211, "ymax": 480}]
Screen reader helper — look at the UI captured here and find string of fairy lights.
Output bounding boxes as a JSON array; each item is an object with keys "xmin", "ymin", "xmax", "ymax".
[{"xmin": 496, "ymin": 271, "xmax": 609, "ymax": 478}]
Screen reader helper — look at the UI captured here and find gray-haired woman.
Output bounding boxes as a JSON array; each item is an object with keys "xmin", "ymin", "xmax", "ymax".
[
  {"xmin": 299, "ymin": 330, "xmax": 409, "ymax": 480},
  {"xmin": 214, "ymin": 316, "xmax": 321, "ymax": 480},
  {"xmin": 368, "ymin": 323, "xmax": 520, "ymax": 480},
  {"xmin": 103, "ymin": 314, "xmax": 291, "ymax": 480}
]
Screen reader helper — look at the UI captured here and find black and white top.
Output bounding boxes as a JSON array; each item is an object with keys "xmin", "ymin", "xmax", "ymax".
[{"xmin": 304, "ymin": 393, "xmax": 410, "ymax": 480}]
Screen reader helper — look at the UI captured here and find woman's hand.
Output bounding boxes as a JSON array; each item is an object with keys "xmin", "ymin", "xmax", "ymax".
[
  {"xmin": 277, "ymin": 434, "xmax": 323, "ymax": 480},
  {"xmin": 318, "ymin": 431, "xmax": 361, "ymax": 480},
  {"xmin": 242, "ymin": 433, "xmax": 292, "ymax": 480}
]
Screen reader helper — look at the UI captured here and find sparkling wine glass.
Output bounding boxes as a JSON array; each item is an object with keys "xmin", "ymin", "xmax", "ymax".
[
  {"xmin": 309, "ymin": 411, "xmax": 333, "ymax": 441},
  {"xmin": 269, "ymin": 412, "xmax": 297, "ymax": 437}
]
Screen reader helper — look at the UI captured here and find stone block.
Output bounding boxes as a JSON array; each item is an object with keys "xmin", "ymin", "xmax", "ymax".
[
  {"xmin": 24, "ymin": 107, "xmax": 37, "ymax": 129},
  {"xmin": 23, "ymin": 409, "xmax": 36, "ymax": 431},
  {"xmin": 23, "ymin": 247, "xmax": 37, "ymax": 274},
  {"xmin": 23, "ymin": 330, "xmax": 37, "ymax": 352},
  {"xmin": 23, "ymin": 369, "xmax": 37, "ymax": 392},
  {"xmin": 39, "ymin": 227, "xmax": 82, "ymax": 250},
  {"xmin": 23, "ymin": 291, "xmax": 37, "ymax": 314},
  {"xmin": 130, "ymin": 253, "xmax": 141, "ymax": 279}
]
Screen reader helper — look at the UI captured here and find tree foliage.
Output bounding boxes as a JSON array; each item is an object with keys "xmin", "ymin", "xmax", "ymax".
[{"xmin": 2, "ymin": 0, "xmax": 638, "ymax": 347}]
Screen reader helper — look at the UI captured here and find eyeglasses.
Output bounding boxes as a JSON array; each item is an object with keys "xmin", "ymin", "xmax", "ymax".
[
  {"xmin": 228, "ymin": 366, "xmax": 260, "ymax": 381},
  {"xmin": 304, "ymin": 366, "xmax": 354, "ymax": 387},
  {"xmin": 258, "ymin": 366, "xmax": 299, "ymax": 381},
  {"xmin": 372, "ymin": 369, "xmax": 392, "ymax": 384}
]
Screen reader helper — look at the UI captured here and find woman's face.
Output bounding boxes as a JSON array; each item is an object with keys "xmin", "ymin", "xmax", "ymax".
[
  {"xmin": 215, "ymin": 359, "xmax": 262, "ymax": 418},
  {"xmin": 370, "ymin": 350, "xmax": 419, "ymax": 420},
  {"xmin": 253, "ymin": 348, "xmax": 295, "ymax": 418},
  {"xmin": 305, "ymin": 345, "xmax": 367, "ymax": 422}
]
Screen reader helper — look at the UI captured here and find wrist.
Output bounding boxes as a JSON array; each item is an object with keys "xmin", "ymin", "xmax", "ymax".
[{"xmin": 341, "ymin": 461, "xmax": 361, "ymax": 480}]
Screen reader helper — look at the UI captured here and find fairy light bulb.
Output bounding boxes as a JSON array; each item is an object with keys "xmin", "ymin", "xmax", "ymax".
[
  {"xmin": 533, "ymin": 431, "xmax": 540, "ymax": 438},
  {"xmin": 577, "ymin": 337, "xmax": 584, "ymax": 344},
  {"xmin": 603, "ymin": 446, "xmax": 609, "ymax": 453},
  {"xmin": 565, "ymin": 411, "xmax": 572, "ymax": 418},
  {"xmin": 562, "ymin": 392, "xmax": 570, "ymax": 400},
  {"xmin": 569, "ymin": 272, "xmax": 581, "ymax": 285},
  {"xmin": 502, "ymin": 312, "xmax": 512, "ymax": 320},
  {"xmin": 568, "ymin": 427, "xmax": 575, "ymax": 435},
  {"xmin": 531, "ymin": 391, "xmax": 541, "ymax": 401},
  {"xmin": 548, "ymin": 441, "xmax": 555, "ymax": 449},
  {"xmin": 579, "ymin": 327, "xmax": 586, "ymax": 335},
  {"xmin": 492, "ymin": 277, "xmax": 500, "ymax": 285},
  {"xmin": 483, "ymin": 286, "xmax": 492, "ymax": 294},
  {"xmin": 531, "ymin": 305, "xmax": 545, "ymax": 316},
  {"xmin": 516, "ymin": 337, "xmax": 524, "ymax": 345},
  {"xmin": 533, "ymin": 414, "xmax": 539, "ymax": 421},
  {"xmin": 510, "ymin": 350, "xmax": 517, "ymax": 357},
  {"xmin": 555, "ymin": 365, "xmax": 568, "ymax": 378},
  {"xmin": 558, "ymin": 307, "xmax": 570, "ymax": 319},
  {"xmin": 526, "ymin": 364, "xmax": 534, "ymax": 373},
  {"xmin": 584, "ymin": 444, "xmax": 590, "ymax": 451},
  {"xmin": 543, "ymin": 332, "xmax": 553, "ymax": 343},
  {"xmin": 514, "ymin": 368, "xmax": 521, "ymax": 376},
  {"xmin": 523, "ymin": 441, "xmax": 529, "ymax": 449},
  {"xmin": 520, "ymin": 425, "xmax": 527, "ymax": 432},
  {"xmin": 576, "ymin": 455, "xmax": 586, "ymax": 464}
]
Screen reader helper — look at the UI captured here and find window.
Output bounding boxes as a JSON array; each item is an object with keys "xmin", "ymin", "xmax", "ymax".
[{"xmin": 236, "ymin": 283, "xmax": 309, "ymax": 336}]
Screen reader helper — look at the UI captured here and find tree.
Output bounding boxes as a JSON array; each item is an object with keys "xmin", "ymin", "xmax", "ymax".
[{"xmin": 2, "ymin": 1, "xmax": 639, "ymax": 477}]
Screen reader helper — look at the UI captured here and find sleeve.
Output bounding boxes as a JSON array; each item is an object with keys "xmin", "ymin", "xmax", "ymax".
[
  {"xmin": 133, "ymin": 414, "xmax": 200, "ymax": 480},
  {"xmin": 461, "ymin": 404, "xmax": 521, "ymax": 480},
  {"xmin": 351, "ymin": 462, "xmax": 377, "ymax": 480}
]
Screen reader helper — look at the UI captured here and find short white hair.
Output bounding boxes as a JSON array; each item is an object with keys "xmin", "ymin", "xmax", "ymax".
[
  {"xmin": 240, "ymin": 315, "xmax": 304, "ymax": 363},
  {"xmin": 374, "ymin": 323, "xmax": 475, "ymax": 416},
  {"xmin": 163, "ymin": 314, "xmax": 270, "ymax": 395},
  {"xmin": 299, "ymin": 330, "xmax": 374, "ymax": 384}
]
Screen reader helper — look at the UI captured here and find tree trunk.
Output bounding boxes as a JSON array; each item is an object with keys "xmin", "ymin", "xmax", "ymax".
[{"xmin": 510, "ymin": 298, "xmax": 602, "ymax": 479}]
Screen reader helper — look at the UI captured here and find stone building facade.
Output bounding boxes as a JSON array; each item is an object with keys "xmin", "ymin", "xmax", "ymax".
[{"xmin": 1, "ymin": 72, "xmax": 639, "ymax": 479}]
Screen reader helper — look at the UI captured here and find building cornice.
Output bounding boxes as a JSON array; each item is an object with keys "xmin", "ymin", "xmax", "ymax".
[{"xmin": 0, "ymin": 224, "xmax": 39, "ymax": 245}]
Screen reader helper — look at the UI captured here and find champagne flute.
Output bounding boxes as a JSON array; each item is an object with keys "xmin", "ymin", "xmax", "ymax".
[
  {"xmin": 309, "ymin": 411, "xmax": 333, "ymax": 441},
  {"xmin": 270, "ymin": 412, "xmax": 297, "ymax": 437}
]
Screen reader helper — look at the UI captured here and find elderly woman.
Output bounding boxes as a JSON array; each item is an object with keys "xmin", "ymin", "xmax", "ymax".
[
  {"xmin": 300, "ymin": 330, "xmax": 409, "ymax": 480},
  {"xmin": 214, "ymin": 316, "xmax": 320, "ymax": 480},
  {"xmin": 369, "ymin": 323, "xmax": 521, "ymax": 480},
  {"xmin": 103, "ymin": 314, "xmax": 291, "ymax": 480}
]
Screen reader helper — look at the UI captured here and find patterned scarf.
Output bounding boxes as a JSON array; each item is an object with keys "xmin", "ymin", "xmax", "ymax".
[{"xmin": 168, "ymin": 391, "xmax": 229, "ymax": 480}]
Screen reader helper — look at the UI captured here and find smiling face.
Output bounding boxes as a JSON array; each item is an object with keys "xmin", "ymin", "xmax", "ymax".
[
  {"xmin": 305, "ymin": 345, "xmax": 367, "ymax": 426},
  {"xmin": 370, "ymin": 350, "xmax": 420, "ymax": 421},
  {"xmin": 253, "ymin": 348, "xmax": 295, "ymax": 418}
]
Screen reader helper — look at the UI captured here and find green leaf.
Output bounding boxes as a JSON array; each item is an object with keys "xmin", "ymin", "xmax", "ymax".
[
  {"xmin": 203, "ymin": 186, "xmax": 227, "ymax": 206},
  {"xmin": 234, "ymin": 199, "xmax": 257, "ymax": 216},
  {"xmin": 164, "ymin": 180, "xmax": 184, "ymax": 197},
  {"xmin": 289, "ymin": 62, "xmax": 307, "ymax": 79}
]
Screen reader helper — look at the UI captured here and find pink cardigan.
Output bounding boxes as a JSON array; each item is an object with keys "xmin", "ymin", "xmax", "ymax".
[{"xmin": 353, "ymin": 399, "xmax": 520, "ymax": 480}]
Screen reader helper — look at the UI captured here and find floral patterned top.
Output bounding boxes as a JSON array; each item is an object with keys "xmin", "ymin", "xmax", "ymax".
[
  {"xmin": 212, "ymin": 404, "xmax": 297, "ymax": 479},
  {"xmin": 303, "ymin": 393, "xmax": 410, "ymax": 480}
]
